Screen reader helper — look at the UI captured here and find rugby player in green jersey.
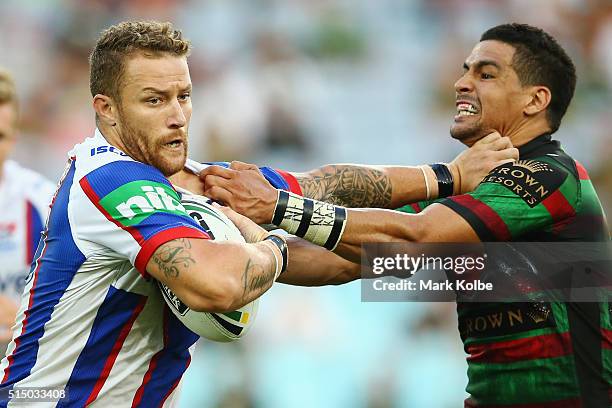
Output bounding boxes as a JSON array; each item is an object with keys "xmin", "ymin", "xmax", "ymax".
[{"xmin": 199, "ymin": 24, "xmax": 610, "ymax": 407}]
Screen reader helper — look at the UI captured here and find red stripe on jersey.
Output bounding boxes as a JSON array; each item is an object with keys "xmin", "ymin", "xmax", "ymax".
[
  {"xmin": 2, "ymin": 240, "xmax": 49, "ymax": 383},
  {"xmin": 541, "ymin": 190, "xmax": 576, "ymax": 235},
  {"xmin": 466, "ymin": 332, "xmax": 572, "ymax": 364},
  {"xmin": 275, "ymin": 169, "xmax": 303, "ymax": 195},
  {"xmin": 131, "ymin": 309, "xmax": 168, "ymax": 408},
  {"xmin": 134, "ymin": 226, "xmax": 209, "ymax": 277},
  {"xmin": 410, "ymin": 203, "xmax": 422, "ymax": 213},
  {"xmin": 450, "ymin": 195, "xmax": 511, "ymax": 241},
  {"xmin": 602, "ymin": 329, "xmax": 612, "ymax": 349},
  {"xmin": 79, "ymin": 176, "xmax": 145, "ymax": 245},
  {"xmin": 85, "ymin": 298, "xmax": 147, "ymax": 406},
  {"xmin": 465, "ymin": 397, "xmax": 582, "ymax": 408},
  {"xmin": 574, "ymin": 161, "xmax": 589, "ymax": 180},
  {"xmin": 159, "ymin": 356, "xmax": 191, "ymax": 407}
]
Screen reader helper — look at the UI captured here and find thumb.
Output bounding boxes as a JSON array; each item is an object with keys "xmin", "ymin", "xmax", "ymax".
[{"xmin": 213, "ymin": 202, "xmax": 242, "ymax": 222}]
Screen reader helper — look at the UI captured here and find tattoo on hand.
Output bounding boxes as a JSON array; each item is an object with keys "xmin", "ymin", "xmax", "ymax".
[
  {"xmin": 153, "ymin": 239, "xmax": 196, "ymax": 279},
  {"xmin": 241, "ymin": 258, "xmax": 275, "ymax": 302},
  {"xmin": 296, "ymin": 166, "xmax": 392, "ymax": 208}
]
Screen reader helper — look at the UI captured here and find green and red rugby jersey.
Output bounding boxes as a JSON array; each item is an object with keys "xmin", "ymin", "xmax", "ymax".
[{"xmin": 397, "ymin": 134, "xmax": 610, "ymax": 407}]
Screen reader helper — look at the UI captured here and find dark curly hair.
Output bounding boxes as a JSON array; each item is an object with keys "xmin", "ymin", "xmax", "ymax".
[
  {"xmin": 89, "ymin": 21, "xmax": 191, "ymax": 99},
  {"xmin": 481, "ymin": 23, "xmax": 576, "ymax": 133}
]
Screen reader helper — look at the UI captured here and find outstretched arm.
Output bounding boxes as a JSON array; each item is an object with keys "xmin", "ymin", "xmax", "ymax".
[
  {"xmin": 200, "ymin": 132, "xmax": 517, "ymax": 223},
  {"xmin": 278, "ymin": 237, "xmax": 361, "ymax": 286}
]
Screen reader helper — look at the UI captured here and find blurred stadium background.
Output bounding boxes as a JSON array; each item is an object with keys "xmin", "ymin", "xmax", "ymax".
[{"xmin": 1, "ymin": 0, "xmax": 610, "ymax": 407}]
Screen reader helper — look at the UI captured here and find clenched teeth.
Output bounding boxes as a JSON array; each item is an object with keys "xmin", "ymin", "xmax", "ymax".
[{"xmin": 456, "ymin": 103, "xmax": 478, "ymax": 115}]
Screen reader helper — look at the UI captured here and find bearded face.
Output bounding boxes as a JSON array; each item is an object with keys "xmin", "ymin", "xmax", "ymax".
[{"xmin": 112, "ymin": 53, "xmax": 192, "ymax": 176}]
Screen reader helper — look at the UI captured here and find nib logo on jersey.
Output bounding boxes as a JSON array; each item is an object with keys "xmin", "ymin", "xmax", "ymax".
[{"xmin": 100, "ymin": 181, "xmax": 187, "ymax": 226}]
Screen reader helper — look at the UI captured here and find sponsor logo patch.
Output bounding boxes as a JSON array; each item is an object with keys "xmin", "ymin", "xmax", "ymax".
[
  {"xmin": 482, "ymin": 160, "xmax": 567, "ymax": 207},
  {"xmin": 459, "ymin": 302, "xmax": 556, "ymax": 339},
  {"xmin": 159, "ymin": 282, "xmax": 189, "ymax": 316},
  {"xmin": 98, "ymin": 181, "xmax": 186, "ymax": 227}
]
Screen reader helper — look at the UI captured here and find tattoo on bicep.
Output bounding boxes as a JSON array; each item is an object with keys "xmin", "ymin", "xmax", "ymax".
[
  {"xmin": 296, "ymin": 166, "xmax": 392, "ymax": 208},
  {"xmin": 241, "ymin": 258, "xmax": 275, "ymax": 301},
  {"xmin": 152, "ymin": 238, "xmax": 196, "ymax": 279}
]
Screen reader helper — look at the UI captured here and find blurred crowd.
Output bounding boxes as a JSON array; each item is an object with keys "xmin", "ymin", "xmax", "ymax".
[{"xmin": 0, "ymin": 0, "xmax": 610, "ymax": 407}]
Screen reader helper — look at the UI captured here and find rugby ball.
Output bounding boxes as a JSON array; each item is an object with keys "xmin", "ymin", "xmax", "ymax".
[{"xmin": 157, "ymin": 192, "xmax": 259, "ymax": 342}]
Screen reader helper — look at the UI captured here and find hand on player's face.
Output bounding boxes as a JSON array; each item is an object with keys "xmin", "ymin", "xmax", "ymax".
[
  {"xmin": 450, "ymin": 131, "xmax": 519, "ymax": 193},
  {"xmin": 200, "ymin": 161, "xmax": 278, "ymax": 224}
]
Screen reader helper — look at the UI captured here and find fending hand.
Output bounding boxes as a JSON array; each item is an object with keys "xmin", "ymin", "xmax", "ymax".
[
  {"xmin": 449, "ymin": 131, "xmax": 519, "ymax": 194},
  {"xmin": 200, "ymin": 161, "xmax": 278, "ymax": 224}
]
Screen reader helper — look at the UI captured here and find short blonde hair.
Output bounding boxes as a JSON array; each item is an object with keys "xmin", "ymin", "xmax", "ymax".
[{"xmin": 89, "ymin": 21, "xmax": 191, "ymax": 99}]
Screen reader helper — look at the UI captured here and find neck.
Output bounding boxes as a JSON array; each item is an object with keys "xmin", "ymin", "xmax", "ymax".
[
  {"xmin": 505, "ymin": 120, "xmax": 551, "ymax": 148},
  {"xmin": 168, "ymin": 169, "xmax": 204, "ymax": 194},
  {"xmin": 98, "ymin": 124, "xmax": 127, "ymax": 152},
  {"xmin": 464, "ymin": 119, "xmax": 551, "ymax": 148}
]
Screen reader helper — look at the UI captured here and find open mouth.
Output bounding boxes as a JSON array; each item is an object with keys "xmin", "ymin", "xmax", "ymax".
[
  {"xmin": 456, "ymin": 102, "xmax": 479, "ymax": 117},
  {"xmin": 164, "ymin": 139, "xmax": 185, "ymax": 150}
]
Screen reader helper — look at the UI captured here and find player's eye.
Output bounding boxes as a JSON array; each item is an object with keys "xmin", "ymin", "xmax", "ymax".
[
  {"xmin": 481, "ymin": 73, "xmax": 494, "ymax": 80},
  {"xmin": 147, "ymin": 97, "xmax": 162, "ymax": 105},
  {"xmin": 178, "ymin": 93, "xmax": 191, "ymax": 101}
]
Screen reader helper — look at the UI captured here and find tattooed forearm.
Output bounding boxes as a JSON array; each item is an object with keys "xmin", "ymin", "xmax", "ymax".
[
  {"xmin": 152, "ymin": 238, "xmax": 196, "ymax": 279},
  {"xmin": 295, "ymin": 165, "xmax": 392, "ymax": 208},
  {"xmin": 241, "ymin": 258, "xmax": 276, "ymax": 302}
]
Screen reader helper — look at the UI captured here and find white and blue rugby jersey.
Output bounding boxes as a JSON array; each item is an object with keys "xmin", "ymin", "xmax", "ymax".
[
  {"xmin": 0, "ymin": 130, "xmax": 210, "ymax": 407},
  {"xmin": 0, "ymin": 161, "xmax": 54, "ymax": 304}
]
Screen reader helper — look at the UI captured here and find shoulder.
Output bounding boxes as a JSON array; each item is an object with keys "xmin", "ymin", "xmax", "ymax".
[{"xmin": 479, "ymin": 157, "xmax": 572, "ymax": 208}]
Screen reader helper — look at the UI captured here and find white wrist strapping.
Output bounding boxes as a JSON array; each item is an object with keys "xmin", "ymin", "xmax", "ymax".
[{"xmin": 271, "ymin": 190, "xmax": 347, "ymax": 251}]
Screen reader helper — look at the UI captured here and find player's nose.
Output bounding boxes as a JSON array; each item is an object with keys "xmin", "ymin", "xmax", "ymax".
[
  {"xmin": 167, "ymin": 99, "xmax": 187, "ymax": 129},
  {"xmin": 454, "ymin": 72, "xmax": 474, "ymax": 94}
]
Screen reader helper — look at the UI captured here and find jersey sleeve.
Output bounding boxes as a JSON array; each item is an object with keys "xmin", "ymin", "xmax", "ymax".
[
  {"xmin": 74, "ymin": 160, "xmax": 209, "ymax": 277},
  {"xmin": 395, "ymin": 200, "xmax": 437, "ymax": 214},
  {"xmin": 437, "ymin": 158, "xmax": 577, "ymax": 241},
  {"xmin": 204, "ymin": 161, "xmax": 302, "ymax": 195}
]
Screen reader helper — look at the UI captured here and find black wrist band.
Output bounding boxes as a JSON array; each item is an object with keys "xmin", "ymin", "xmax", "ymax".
[
  {"xmin": 264, "ymin": 234, "xmax": 288, "ymax": 275},
  {"xmin": 430, "ymin": 163, "xmax": 454, "ymax": 198}
]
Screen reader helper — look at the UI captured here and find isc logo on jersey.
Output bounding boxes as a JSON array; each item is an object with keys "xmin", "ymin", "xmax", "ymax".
[{"xmin": 158, "ymin": 193, "xmax": 259, "ymax": 342}]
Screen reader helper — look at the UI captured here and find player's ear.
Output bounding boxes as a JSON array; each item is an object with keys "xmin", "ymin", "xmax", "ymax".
[
  {"xmin": 524, "ymin": 86, "xmax": 551, "ymax": 117},
  {"xmin": 92, "ymin": 94, "xmax": 118, "ymax": 126}
]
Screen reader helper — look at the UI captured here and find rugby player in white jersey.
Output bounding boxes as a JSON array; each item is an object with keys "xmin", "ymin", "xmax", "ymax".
[
  {"xmin": 0, "ymin": 21, "xmax": 517, "ymax": 407},
  {"xmin": 0, "ymin": 22, "xmax": 289, "ymax": 407},
  {"xmin": 0, "ymin": 70, "xmax": 55, "ymax": 358}
]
